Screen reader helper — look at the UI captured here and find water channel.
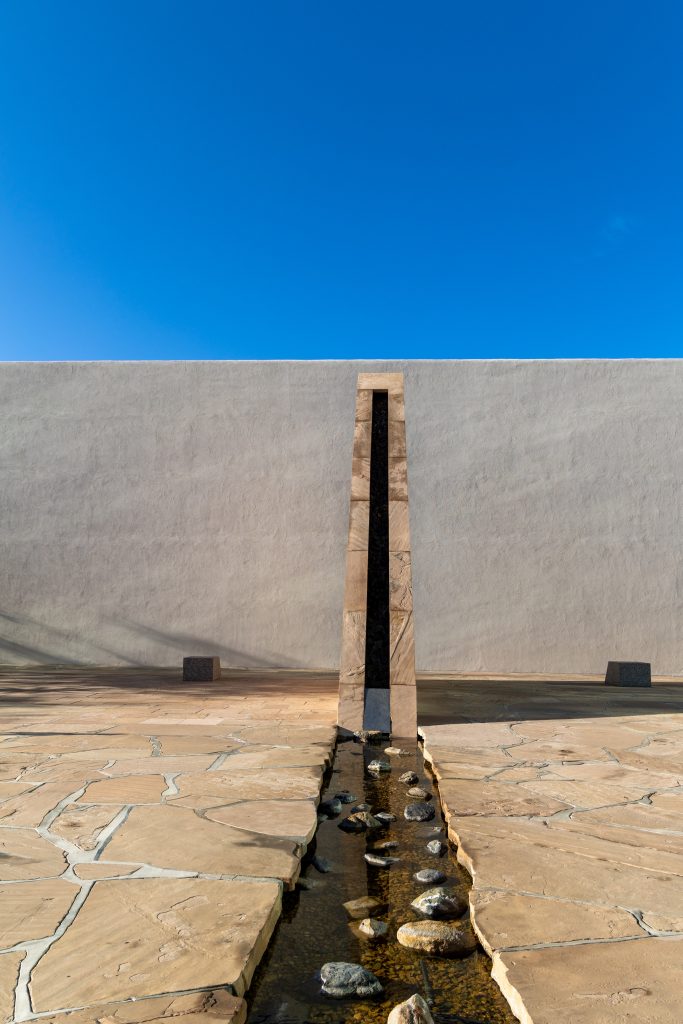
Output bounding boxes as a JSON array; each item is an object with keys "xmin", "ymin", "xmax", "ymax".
[{"xmin": 247, "ymin": 737, "xmax": 514, "ymax": 1024}]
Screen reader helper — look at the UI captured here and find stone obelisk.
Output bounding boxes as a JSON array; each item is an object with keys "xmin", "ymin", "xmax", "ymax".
[{"xmin": 337, "ymin": 372, "xmax": 417, "ymax": 738}]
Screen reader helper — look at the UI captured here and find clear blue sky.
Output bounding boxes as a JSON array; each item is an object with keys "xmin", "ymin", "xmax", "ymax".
[{"xmin": 1, "ymin": 2, "xmax": 681, "ymax": 360}]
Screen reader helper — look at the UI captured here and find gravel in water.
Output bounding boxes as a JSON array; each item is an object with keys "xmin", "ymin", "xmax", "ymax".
[{"xmin": 247, "ymin": 739, "xmax": 514, "ymax": 1024}]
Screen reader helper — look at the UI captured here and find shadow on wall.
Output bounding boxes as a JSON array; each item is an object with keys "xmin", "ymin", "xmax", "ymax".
[{"xmin": 0, "ymin": 609, "xmax": 298, "ymax": 670}]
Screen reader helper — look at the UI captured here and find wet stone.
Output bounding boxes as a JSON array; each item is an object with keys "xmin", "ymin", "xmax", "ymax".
[
  {"xmin": 388, "ymin": 993, "xmax": 435, "ymax": 1024},
  {"xmin": 343, "ymin": 895, "xmax": 386, "ymax": 919},
  {"xmin": 405, "ymin": 801, "xmax": 435, "ymax": 822},
  {"xmin": 358, "ymin": 917, "xmax": 389, "ymax": 939},
  {"xmin": 385, "ymin": 747, "xmax": 409, "ymax": 756},
  {"xmin": 351, "ymin": 802, "xmax": 371, "ymax": 812},
  {"xmin": 399, "ymin": 771, "xmax": 419, "ymax": 785},
  {"xmin": 407, "ymin": 787, "xmax": 431, "ymax": 800},
  {"xmin": 320, "ymin": 961, "xmax": 383, "ymax": 998},
  {"xmin": 338, "ymin": 811, "xmax": 383, "ymax": 832},
  {"xmin": 312, "ymin": 855, "xmax": 332, "ymax": 873},
  {"xmin": 364, "ymin": 852, "xmax": 400, "ymax": 868},
  {"xmin": 298, "ymin": 877, "xmax": 321, "ymax": 891},
  {"xmin": 418, "ymin": 825, "xmax": 444, "ymax": 837},
  {"xmin": 396, "ymin": 920, "xmax": 477, "ymax": 958},
  {"xmin": 426, "ymin": 839, "xmax": 445, "ymax": 856},
  {"xmin": 367, "ymin": 759, "xmax": 391, "ymax": 774},
  {"xmin": 334, "ymin": 790, "xmax": 357, "ymax": 804},
  {"xmin": 411, "ymin": 886, "xmax": 467, "ymax": 919},
  {"xmin": 319, "ymin": 798, "xmax": 342, "ymax": 817},
  {"xmin": 374, "ymin": 811, "xmax": 396, "ymax": 823},
  {"xmin": 372, "ymin": 839, "xmax": 399, "ymax": 850},
  {"xmin": 414, "ymin": 868, "xmax": 447, "ymax": 885}
]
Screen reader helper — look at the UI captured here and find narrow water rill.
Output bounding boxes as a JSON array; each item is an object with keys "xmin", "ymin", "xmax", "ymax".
[{"xmin": 246, "ymin": 738, "xmax": 514, "ymax": 1024}]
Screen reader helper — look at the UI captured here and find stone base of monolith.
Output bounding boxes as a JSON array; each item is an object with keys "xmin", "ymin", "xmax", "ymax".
[{"xmin": 605, "ymin": 661, "xmax": 651, "ymax": 687}]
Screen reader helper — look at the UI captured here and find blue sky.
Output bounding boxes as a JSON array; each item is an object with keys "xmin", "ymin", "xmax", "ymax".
[{"xmin": 0, "ymin": 2, "xmax": 681, "ymax": 360}]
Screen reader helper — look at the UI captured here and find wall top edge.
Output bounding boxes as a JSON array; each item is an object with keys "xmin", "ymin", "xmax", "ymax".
[{"xmin": 2, "ymin": 358, "xmax": 683, "ymax": 368}]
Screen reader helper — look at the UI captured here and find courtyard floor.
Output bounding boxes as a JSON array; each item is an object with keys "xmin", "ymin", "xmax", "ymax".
[
  {"xmin": 0, "ymin": 668, "xmax": 337, "ymax": 1024},
  {"xmin": 419, "ymin": 673, "xmax": 683, "ymax": 1023},
  {"xmin": 0, "ymin": 668, "xmax": 681, "ymax": 1024}
]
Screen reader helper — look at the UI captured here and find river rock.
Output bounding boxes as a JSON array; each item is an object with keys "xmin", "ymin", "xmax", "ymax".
[
  {"xmin": 320, "ymin": 961, "xmax": 383, "ymax": 998},
  {"xmin": 367, "ymin": 759, "xmax": 391, "ymax": 774},
  {"xmin": 407, "ymin": 787, "xmax": 431, "ymax": 800},
  {"xmin": 372, "ymin": 840, "xmax": 399, "ymax": 850},
  {"xmin": 414, "ymin": 868, "xmax": 446, "ymax": 885},
  {"xmin": 358, "ymin": 917, "xmax": 389, "ymax": 939},
  {"xmin": 387, "ymin": 993, "xmax": 435, "ymax": 1024},
  {"xmin": 335, "ymin": 790, "xmax": 357, "ymax": 804},
  {"xmin": 399, "ymin": 771, "xmax": 419, "ymax": 785},
  {"xmin": 417, "ymin": 825, "xmax": 444, "ymax": 838},
  {"xmin": 319, "ymin": 798, "xmax": 342, "ymax": 817},
  {"xmin": 339, "ymin": 811, "xmax": 383, "ymax": 832},
  {"xmin": 298, "ymin": 876, "xmax": 321, "ymax": 890},
  {"xmin": 351, "ymin": 803, "xmax": 371, "ymax": 812},
  {"xmin": 355, "ymin": 729, "xmax": 385, "ymax": 743},
  {"xmin": 385, "ymin": 746, "xmax": 409, "ymax": 756},
  {"xmin": 365, "ymin": 852, "xmax": 400, "ymax": 867},
  {"xmin": 312, "ymin": 854, "xmax": 332, "ymax": 873},
  {"xmin": 343, "ymin": 895, "xmax": 385, "ymax": 919},
  {"xmin": 410, "ymin": 886, "xmax": 467, "ymax": 919},
  {"xmin": 396, "ymin": 921, "xmax": 477, "ymax": 957},
  {"xmin": 374, "ymin": 811, "xmax": 396, "ymax": 824},
  {"xmin": 426, "ymin": 840, "xmax": 445, "ymax": 856},
  {"xmin": 404, "ymin": 802, "xmax": 435, "ymax": 822}
]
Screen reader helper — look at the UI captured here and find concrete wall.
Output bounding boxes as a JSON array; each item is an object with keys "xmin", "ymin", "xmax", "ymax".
[{"xmin": 1, "ymin": 360, "xmax": 681, "ymax": 674}]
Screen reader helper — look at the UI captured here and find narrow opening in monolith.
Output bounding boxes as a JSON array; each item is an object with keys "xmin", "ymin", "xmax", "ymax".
[{"xmin": 364, "ymin": 390, "xmax": 389, "ymax": 729}]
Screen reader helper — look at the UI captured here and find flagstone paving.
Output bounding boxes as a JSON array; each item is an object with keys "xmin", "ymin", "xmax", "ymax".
[
  {"xmin": 0, "ymin": 668, "xmax": 337, "ymax": 1024},
  {"xmin": 419, "ymin": 674, "xmax": 683, "ymax": 1024}
]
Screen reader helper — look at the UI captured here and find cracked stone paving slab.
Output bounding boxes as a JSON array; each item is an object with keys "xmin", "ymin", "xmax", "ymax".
[
  {"xmin": 419, "ymin": 673, "xmax": 683, "ymax": 1023},
  {"xmin": 33, "ymin": 990, "xmax": 247, "ymax": 1024},
  {"xmin": 29, "ymin": 878, "xmax": 282, "ymax": 1009},
  {"xmin": 0, "ymin": 667, "xmax": 337, "ymax": 1023}
]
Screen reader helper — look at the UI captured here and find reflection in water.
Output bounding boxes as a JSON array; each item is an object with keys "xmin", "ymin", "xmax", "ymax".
[{"xmin": 247, "ymin": 739, "xmax": 513, "ymax": 1024}]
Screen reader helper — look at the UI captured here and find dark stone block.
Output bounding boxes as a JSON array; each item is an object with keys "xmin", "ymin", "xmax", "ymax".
[
  {"xmin": 183, "ymin": 656, "xmax": 221, "ymax": 681},
  {"xmin": 605, "ymin": 661, "xmax": 651, "ymax": 687}
]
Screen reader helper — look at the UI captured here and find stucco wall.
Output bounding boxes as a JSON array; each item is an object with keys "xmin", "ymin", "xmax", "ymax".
[{"xmin": 1, "ymin": 360, "xmax": 681, "ymax": 674}]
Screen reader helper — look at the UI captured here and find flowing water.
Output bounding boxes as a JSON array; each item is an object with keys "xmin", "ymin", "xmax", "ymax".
[{"xmin": 247, "ymin": 737, "xmax": 514, "ymax": 1024}]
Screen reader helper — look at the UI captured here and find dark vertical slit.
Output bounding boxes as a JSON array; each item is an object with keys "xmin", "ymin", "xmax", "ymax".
[{"xmin": 364, "ymin": 390, "xmax": 389, "ymax": 691}]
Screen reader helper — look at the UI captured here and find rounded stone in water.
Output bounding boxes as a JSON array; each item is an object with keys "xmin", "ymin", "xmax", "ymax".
[
  {"xmin": 358, "ymin": 917, "xmax": 389, "ymax": 939},
  {"xmin": 365, "ymin": 852, "xmax": 400, "ymax": 867},
  {"xmin": 320, "ymin": 961, "xmax": 383, "ymax": 998},
  {"xmin": 411, "ymin": 886, "xmax": 467, "ymax": 919},
  {"xmin": 407, "ymin": 786, "xmax": 431, "ymax": 800},
  {"xmin": 343, "ymin": 895, "xmax": 385, "ymax": 919},
  {"xmin": 319, "ymin": 797, "xmax": 342, "ymax": 817},
  {"xmin": 367, "ymin": 759, "xmax": 391, "ymax": 773},
  {"xmin": 351, "ymin": 802, "xmax": 371, "ymax": 812},
  {"xmin": 414, "ymin": 868, "xmax": 447, "ymax": 885},
  {"xmin": 426, "ymin": 839, "xmax": 445, "ymax": 855},
  {"xmin": 396, "ymin": 920, "xmax": 477, "ymax": 957},
  {"xmin": 404, "ymin": 801, "xmax": 435, "ymax": 821},
  {"xmin": 338, "ymin": 810, "xmax": 382, "ymax": 832},
  {"xmin": 334, "ymin": 790, "xmax": 357, "ymax": 804},
  {"xmin": 399, "ymin": 770, "xmax": 419, "ymax": 784},
  {"xmin": 372, "ymin": 839, "xmax": 399, "ymax": 850},
  {"xmin": 388, "ymin": 993, "xmax": 435, "ymax": 1024},
  {"xmin": 374, "ymin": 810, "xmax": 396, "ymax": 823}
]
